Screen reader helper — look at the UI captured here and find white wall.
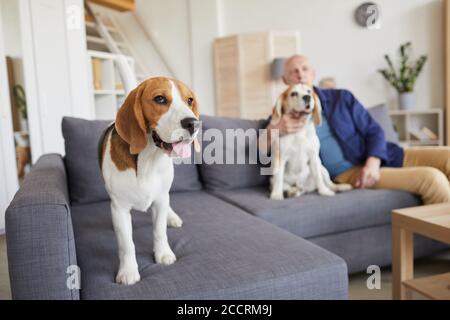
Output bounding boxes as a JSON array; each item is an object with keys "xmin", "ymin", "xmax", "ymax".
[
  {"xmin": 1, "ymin": 0, "xmax": 21, "ymax": 55},
  {"xmin": 221, "ymin": 0, "xmax": 443, "ymax": 110},
  {"xmin": 1, "ymin": 0, "xmax": 24, "ymax": 86},
  {"xmin": 188, "ymin": 0, "xmax": 220, "ymax": 115},
  {"xmin": 134, "ymin": 0, "xmax": 444, "ymax": 113},
  {"xmin": 132, "ymin": 0, "xmax": 219, "ymax": 115},
  {"xmin": 135, "ymin": 0, "xmax": 192, "ymax": 83},
  {"xmin": 113, "ymin": 10, "xmax": 171, "ymax": 77}
]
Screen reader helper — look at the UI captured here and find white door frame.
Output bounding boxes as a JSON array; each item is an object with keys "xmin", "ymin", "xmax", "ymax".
[
  {"xmin": 19, "ymin": 0, "xmax": 91, "ymax": 162},
  {"xmin": 0, "ymin": 1, "xmax": 19, "ymax": 233},
  {"xmin": 18, "ymin": 0, "xmax": 43, "ymax": 162}
]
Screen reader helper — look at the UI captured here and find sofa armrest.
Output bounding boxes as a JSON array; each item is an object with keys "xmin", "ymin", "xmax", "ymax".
[{"xmin": 5, "ymin": 154, "xmax": 79, "ymax": 300}]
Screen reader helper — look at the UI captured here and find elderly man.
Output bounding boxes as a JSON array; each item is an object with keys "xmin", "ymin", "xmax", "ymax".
[{"xmin": 262, "ymin": 54, "xmax": 450, "ymax": 204}]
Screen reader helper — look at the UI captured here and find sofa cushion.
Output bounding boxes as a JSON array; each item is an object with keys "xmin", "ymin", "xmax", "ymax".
[
  {"xmin": 62, "ymin": 117, "xmax": 202, "ymax": 205},
  {"xmin": 70, "ymin": 191, "xmax": 348, "ymax": 299},
  {"xmin": 367, "ymin": 104, "xmax": 399, "ymax": 144},
  {"xmin": 198, "ymin": 115, "xmax": 270, "ymax": 191},
  {"xmin": 62, "ymin": 118, "xmax": 111, "ymax": 205},
  {"xmin": 209, "ymin": 187, "xmax": 421, "ymax": 239}
]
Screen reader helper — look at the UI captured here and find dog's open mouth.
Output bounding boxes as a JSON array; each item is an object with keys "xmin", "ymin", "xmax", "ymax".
[
  {"xmin": 152, "ymin": 131, "xmax": 192, "ymax": 158},
  {"xmin": 290, "ymin": 110, "xmax": 311, "ymax": 119}
]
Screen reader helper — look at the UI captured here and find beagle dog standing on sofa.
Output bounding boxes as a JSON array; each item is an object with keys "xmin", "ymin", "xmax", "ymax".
[
  {"xmin": 269, "ymin": 84, "xmax": 352, "ymax": 200},
  {"xmin": 99, "ymin": 77, "xmax": 200, "ymax": 285}
]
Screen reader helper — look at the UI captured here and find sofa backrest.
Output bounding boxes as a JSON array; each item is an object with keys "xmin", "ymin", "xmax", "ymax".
[
  {"xmin": 62, "ymin": 107, "xmax": 397, "ymax": 203},
  {"xmin": 62, "ymin": 117, "xmax": 202, "ymax": 206},
  {"xmin": 198, "ymin": 115, "xmax": 270, "ymax": 191},
  {"xmin": 367, "ymin": 104, "xmax": 399, "ymax": 144}
]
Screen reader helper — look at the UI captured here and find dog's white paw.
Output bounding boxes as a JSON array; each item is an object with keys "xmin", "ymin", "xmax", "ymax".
[
  {"xmin": 155, "ymin": 247, "xmax": 177, "ymax": 265},
  {"xmin": 336, "ymin": 183, "xmax": 353, "ymax": 192},
  {"xmin": 319, "ymin": 188, "xmax": 335, "ymax": 197},
  {"xmin": 116, "ymin": 265, "xmax": 140, "ymax": 285},
  {"xmin": 167, "ymin": 212, "xmax": 183, "ymax": 228},
  {"xmin": 285, "ymin": 186, "xmax": 304, "ymax": 198},
  {"xmin": 270, "ymin": 192, "xmax": 284, "ymax": 200}
]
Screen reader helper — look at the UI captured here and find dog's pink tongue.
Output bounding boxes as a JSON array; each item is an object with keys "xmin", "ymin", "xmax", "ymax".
[{"xmin": 172, "ymin": 142, "xmax": 191, "ymax": 158}]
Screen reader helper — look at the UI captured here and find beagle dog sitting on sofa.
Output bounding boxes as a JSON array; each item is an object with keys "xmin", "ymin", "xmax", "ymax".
[
  {"xmin": 98, "ymin": 77, "xmax": 200, "ymax": 285},
  {"xmin": 269, "ymin": 84, "xmax": 352, "ymax": 200}
]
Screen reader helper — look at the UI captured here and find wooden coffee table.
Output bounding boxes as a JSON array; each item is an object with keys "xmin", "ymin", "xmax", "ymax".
[{"xmin": 392, "ymin": 203, "xmax": 450, "ymax": 300}]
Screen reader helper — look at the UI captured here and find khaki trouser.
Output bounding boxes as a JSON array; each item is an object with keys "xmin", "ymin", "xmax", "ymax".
[{"xmin": 335, "ymin": 147, "xmax": 450, "ymax": 205}]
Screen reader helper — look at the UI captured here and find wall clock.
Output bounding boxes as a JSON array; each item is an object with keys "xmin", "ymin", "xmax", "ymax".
[{"xmin": 355, "ymin": 2, "xmax": 382, "ymax": 30}]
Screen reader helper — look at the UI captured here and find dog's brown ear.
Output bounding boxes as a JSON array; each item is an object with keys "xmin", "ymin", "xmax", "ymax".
[
  {"xmin": 272, "ymin": 87, "xmax": 291, "ymax": 125},
  {"xmin": 191, "ymin": 92, "xmax": 200, "ymax": 118},
  {"xmin": 312, "ymin": 91, "xmax": 322, "ymax": 126},
  {"xmin": 271, "ymin": 96, "xmax": 284, "ymax": 125},
  {"xmin": 116, "ymin": 85, "xmax": 148, "ymax": 155}
]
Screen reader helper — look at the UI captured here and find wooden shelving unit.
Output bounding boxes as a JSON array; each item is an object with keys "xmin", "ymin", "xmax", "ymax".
[
  {"xmin": 214, "ymin": 31, "xmax": 301, "ymax": 120},
  {"xmin": 389, "ymin": 109, "xmax": 443, "ymax": 147},
  {"xmin": 87, "ymin": 50, "xmax": 134, "ymax": 120},
  {"xmin": 84, "ymin": 5, "xmax": 146, "ymax": 79},
  {"xmin": 84, "ymin": 6, "xmax": 147, "ymax": 120}
]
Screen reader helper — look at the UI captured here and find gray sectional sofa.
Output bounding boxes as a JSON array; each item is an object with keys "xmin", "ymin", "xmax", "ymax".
[{"xmin": 5, "ymin": 115, "xmax": 447, "ymax": 300}]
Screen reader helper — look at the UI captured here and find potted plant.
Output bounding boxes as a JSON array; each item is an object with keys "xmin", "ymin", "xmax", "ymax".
[
  {"xmin": 13, "ymin": 84, "xmax": 28, "ymax": 132},
  {"xmin": 378, "ymin": 42, "xmax": 427, "ymax": 110}
]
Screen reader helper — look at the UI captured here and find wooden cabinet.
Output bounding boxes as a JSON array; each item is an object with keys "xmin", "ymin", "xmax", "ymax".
[{"xmin": 213, "ymin": 31, "xmax": 300, "ymax": 119}]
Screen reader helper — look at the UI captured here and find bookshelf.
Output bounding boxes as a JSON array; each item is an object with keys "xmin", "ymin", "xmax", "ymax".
[
  {"xmin": 389, "ymin": 109, "xmax": 443, "ymax": 148},
  {"xmin": 85, "ymin": 8, "xmax": 146, "ymax": 80},
  {"xmin": 87, "ymin": 50, "xmax": 134, "ymax": 120}
]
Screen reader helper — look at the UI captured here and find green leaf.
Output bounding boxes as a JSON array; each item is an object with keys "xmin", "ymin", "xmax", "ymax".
[{"xmin": 379, "ymin": 42, "xmax": 427, "ymax": 93}]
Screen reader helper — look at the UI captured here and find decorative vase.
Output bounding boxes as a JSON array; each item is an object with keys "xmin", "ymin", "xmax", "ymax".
[{"xmin": 398, "ymin": 92, "xmax": 416, "ymax": 110}]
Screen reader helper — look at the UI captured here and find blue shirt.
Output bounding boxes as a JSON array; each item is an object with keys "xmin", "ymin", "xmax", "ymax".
[
  {"xmin": 315, "ymin": 111, "xmax": 354, "ymax": 178},
  {"xmin": 314, "ymin": 87, "xmax": 404, "ymax": 167}
]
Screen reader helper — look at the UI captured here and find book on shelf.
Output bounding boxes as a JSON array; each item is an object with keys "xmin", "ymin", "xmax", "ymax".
[
  {"xmin": 409, "ymin": 126, "xmax": 438, "ymax": 141},
  {"xmin": 421, "ymin": 126, "xmax": 438, "ymax": 140},
  {"xmin": 92, "ymin": 58, "xmax": 103, "ymax": 90},
  {"xmin": 116, "ymin": 82, "xmax": 124, "ymax": 91}
]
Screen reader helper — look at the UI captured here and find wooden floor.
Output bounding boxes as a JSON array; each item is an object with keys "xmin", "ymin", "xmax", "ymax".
[
  {"xmin": 0, "ymin": 235, "xmax": 11, "ymax": 300},
  {"xmin": 0, "ymin": 234, "xmax": 449, "ymax": 300}
]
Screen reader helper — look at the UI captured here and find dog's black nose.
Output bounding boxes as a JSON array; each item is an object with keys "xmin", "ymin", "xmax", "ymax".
[
  {"xmin": 303, "ymin": 95, "xmax": 311, "ymax": 104},
  {"xmin": 181, "ymin": 117, "xmax": 200, "ymax": 135}
]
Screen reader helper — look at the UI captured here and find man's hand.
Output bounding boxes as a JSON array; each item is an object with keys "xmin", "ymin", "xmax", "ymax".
[
  {"xmin": 259, "ymin": 114, "xmax": 307, "ymax": 154},
  {"xmin": 269, "ymin": 113, "xmax": 307, "ymax": 137},
  {"xmin": 355, "ymin": 157, "xmax": 381, "ymax": 189}
]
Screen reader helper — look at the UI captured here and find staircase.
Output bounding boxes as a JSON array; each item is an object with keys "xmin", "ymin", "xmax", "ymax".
[{"xmin": 85, "ymin": 5, "xmax": 147, "ymax": 83}]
